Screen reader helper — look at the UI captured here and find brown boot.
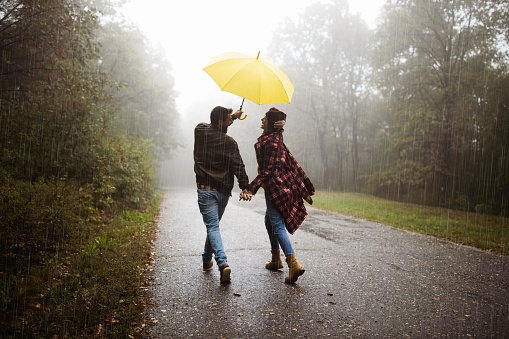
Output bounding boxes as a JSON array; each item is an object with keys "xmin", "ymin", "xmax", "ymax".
[
  {"xmin": 265, "ymin": 250, "xmax": 284, "ymax": 271},
  {"xmin": 203, "ymin": 260, "xmax": 213, "ymax": 271},
  {"xmin": 285, "ymin": 254, "xmax": 305, "ymax": 284},
  {"xmin": 219, "ymin": 264, "xmax": 231, "ymax": 284}
]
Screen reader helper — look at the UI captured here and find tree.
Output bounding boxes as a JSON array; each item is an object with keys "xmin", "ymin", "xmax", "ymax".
[
  {"xmin": 371, "ymin": 0, "xmax": 509, "ymax": 212},
  {"xmin": 0, "ymin": 0, "xmax": 103, "ymax": 180},
  {"xmin": 97, "ymin": 22, "xmax": 180, "ymax": 161},
  {"xmin": 0, "ymin": 0, "xmax": 176, "ymax": 206},
  {"xmin": 269, "ymin": 0, "xmax": 374, "ymax": 191}
]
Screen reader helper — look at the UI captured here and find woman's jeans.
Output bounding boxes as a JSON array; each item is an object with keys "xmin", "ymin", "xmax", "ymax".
[
  {"xmin": 265, "ymin": 192, "xmax": 295, "ymax": 256},
  {"xmin": 198, "ymin": 189, "xmax": 229, "ymax": 267}
]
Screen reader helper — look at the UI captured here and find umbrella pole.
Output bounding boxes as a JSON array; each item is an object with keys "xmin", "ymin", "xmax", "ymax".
[{"xmin": 238, "ymin": 98, "xmax": 247, "ymax": 120}]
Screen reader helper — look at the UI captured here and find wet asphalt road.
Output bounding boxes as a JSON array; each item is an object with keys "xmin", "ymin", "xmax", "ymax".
[{"xmin": 146, "ymin": 188, "xmax": 509, "ymax": 338}]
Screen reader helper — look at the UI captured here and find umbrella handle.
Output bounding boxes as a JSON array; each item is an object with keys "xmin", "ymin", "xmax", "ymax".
[{"xmin": 239, "ymin": 98, "xmax": 247, "ymax": 120}]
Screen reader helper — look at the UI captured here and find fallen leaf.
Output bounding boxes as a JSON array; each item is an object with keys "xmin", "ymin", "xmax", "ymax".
[
  {"xmin": 234, "ymin": 293, "xmax": 241, "ymax": 296},
  {"xmin": 238, "ymin": 312, "xmax": 243, "ymax": 317},
  {"xmin": 327, "ymin": 293, "xmax": 334, "ymax": 296}
]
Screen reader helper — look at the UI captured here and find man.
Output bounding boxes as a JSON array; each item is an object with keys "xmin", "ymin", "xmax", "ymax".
[{"xmin": 193, "ymin": 106, "xmax": 248, "ymax": 284}]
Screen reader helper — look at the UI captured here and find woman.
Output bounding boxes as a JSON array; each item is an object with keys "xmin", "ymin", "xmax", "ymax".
[{"xmin": 242, "ymin": 107, "xmax": 315, "ymax": 284}]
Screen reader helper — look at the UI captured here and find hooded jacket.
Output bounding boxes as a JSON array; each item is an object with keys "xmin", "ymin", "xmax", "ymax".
[
  {"xmin": 246, "ymin": 130, "xmax": 315, "ymax": 234},
  {"xmin": 194, "ymin": 123, "xmax": 249, "ymax": 196}
]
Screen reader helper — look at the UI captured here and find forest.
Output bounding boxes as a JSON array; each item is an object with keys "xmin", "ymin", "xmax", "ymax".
[
  {"xmin": 0, "ymin": 0, "xmax": 508, "ymax": 336},
  {"xmin": 0, "ymin": 0, "xmax": 179, "ymax": 238},
  {"xmin": 0, "ymin": 0, "xmax": 179, "ymax": 335},
  {"xmin": 263, "ymin": 0, "xmax": 509, "ymax": 215}
]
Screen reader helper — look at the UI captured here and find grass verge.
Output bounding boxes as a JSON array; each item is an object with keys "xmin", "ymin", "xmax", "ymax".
[
  {"xmin": 1, "ymin": 191, "xmax": 162, "ymax": 338},
  {"xmin": 312, "ymin": 190, "xmax": 508, "ymax": 255}
]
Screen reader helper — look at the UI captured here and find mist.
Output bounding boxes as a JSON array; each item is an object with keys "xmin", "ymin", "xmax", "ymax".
[
  {"xmin": 156, "ymin": 0, "xmax": 509, "ymax": 216},
  {"xmin": 1, "ymin": 0, "xmax": 508, "ymax": 336}
]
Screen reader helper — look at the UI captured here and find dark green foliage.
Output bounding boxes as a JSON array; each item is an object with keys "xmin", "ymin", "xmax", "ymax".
[
  {"xmin": 0, "ymin": 0, "xmax": 170, "ymax": 204},
  {"xmin": 0, "ymin": 172, "xmax": 93, "ymax": 337},
  {"xmin": 0, "ymin": 0, "xmax": 176, "ymax": 336},
  {"xmin": 91, "ymin": 135, "xmax": 155, "ymax": 210},
  {"xmin": 0, "ymin": 0, "xmax": 102, "ymax": 181},
  {"xmin": 0, "ymin": 173, "xmax": 159, "ymax": 337},
  {"xmin": 370, "ymin": 0, "xmax": 509, "ymax": 213},
  {"xmin": 271, "ymin": 0, "xmax": 509, "ymax": 215}
]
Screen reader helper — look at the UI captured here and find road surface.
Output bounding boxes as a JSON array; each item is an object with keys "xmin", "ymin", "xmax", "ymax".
[{"xmin": 145, "ymin": 188, "xmax": 508, "ymax": 338}]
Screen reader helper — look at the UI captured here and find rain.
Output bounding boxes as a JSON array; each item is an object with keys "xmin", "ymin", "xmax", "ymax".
[{"xmin": 1, "ymin": 0, "xmax": 508, "ymax": 337}]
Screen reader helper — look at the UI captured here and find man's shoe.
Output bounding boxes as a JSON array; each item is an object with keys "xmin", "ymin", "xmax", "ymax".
[
  {"xmin": 203, "ymin": 260, "xmax": 213, "ymax": 271},
  {"xmin": 219, "ymin": 264, "xmax": 231, "ymax": 284}
]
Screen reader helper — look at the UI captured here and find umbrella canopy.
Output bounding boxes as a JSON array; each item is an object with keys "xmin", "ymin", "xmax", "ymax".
[{"xmin": 203, "ymin": 52, "xmax": 294, "ymax": 109}]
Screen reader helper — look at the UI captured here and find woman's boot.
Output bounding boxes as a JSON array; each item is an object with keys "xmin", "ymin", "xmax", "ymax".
[
  {"xmin": 265, "ymin": 250, "xmax": 283, "ymax": 271},
  {"xmin": 285, "ymin": 254, "xmax": 305, "ymax": 284}
]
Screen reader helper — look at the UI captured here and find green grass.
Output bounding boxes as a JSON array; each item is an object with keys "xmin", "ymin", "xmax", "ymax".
[
  {"xmin": 312, "ymin": 190, "xmax": 508, "ymax": 255},
  {"xmin": 1, "ymin": 190, "xmax": 162, "ymax": 338}
]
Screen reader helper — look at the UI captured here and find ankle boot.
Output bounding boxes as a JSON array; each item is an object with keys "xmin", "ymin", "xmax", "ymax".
[
  {"xmin": 265, "ymin": 250, "xmax": 283, "ymax": 271},
  {"xmin": 219, "ymin": 264, "xmax": 231, "ymax": 284},
  {"xmin": 285, "ymin": 254, "xmax": 305, "ymax": 284}
]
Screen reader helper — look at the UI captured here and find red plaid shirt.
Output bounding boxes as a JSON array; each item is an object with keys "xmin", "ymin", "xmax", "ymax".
[{"xmin": 247, "ymin": 130, "xmax": 315, "ymax": 234}]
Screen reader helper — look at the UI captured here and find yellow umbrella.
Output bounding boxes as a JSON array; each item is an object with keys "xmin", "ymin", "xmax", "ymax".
[{"xmin": 203, "ymin": 51, "xmax": 294, "ymax": 119}]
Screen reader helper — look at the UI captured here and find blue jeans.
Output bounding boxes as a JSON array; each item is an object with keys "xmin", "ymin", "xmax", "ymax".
[
  {"xmin": 198, "ymin": 189, "xmax": 229, "ymax": 267},
  {"xmin": 265, "ymin": 192, "xmax": 295, "ymax": 256}
]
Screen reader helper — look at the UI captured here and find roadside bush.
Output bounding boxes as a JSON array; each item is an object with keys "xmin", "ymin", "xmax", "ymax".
[
  {"xmin": 0, "ymin": 171, "xmax": 91, "ymax": 254},
  {"xmin": 91, "ymin": 135, "xmax": 155, "ymax": 211},
  {"xmin": 0, "ymin": 171, "xmax": 96, "ymax": 335}
]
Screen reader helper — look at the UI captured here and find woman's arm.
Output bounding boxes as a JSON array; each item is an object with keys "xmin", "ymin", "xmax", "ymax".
[{"xmin": 246, "ymin": 137, "xmax": 279, "ymax": 195}]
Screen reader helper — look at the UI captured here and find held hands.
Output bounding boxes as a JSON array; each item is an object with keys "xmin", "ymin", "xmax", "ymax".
[{"xmin": 239, "ymin": 189, "xmax": 252, "ymax": 201}]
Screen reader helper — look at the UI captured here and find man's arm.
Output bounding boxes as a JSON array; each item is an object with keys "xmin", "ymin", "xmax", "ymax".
[{"xmin": 228, "ymin": 138, "xmax": 249, "ymax": 190}]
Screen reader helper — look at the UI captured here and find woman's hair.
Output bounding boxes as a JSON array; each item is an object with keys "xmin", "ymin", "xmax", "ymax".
[
  {"xmin": 265, "ymin": 107, "xmax": 286, "ymax": 133},
  {"xmin": 210, "ymin": 106, "xmax": 233, "ymax": 126}
]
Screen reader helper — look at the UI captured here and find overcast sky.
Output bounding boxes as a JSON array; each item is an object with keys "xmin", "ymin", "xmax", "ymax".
[{"xmin": 122, "ymin": 0, "xmax": 384, "ymax": 117}]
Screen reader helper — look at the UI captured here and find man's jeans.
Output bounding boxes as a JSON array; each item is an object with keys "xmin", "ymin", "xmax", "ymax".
[
  {"xmin": 265, "ymin": 192, "xmax": 295, "ymax": 256},
  {"xmin": 198, "ymin": 189, "xmax": 229, "ymax": 267}
]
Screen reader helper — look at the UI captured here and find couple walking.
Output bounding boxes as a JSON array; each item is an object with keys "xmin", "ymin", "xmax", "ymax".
[{"xmin": 193, "ymin": 106, "xmax": 315, "ymax": 284}]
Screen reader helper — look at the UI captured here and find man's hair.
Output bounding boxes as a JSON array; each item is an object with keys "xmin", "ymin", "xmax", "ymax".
[
  {"xmin": 210, "ymin": 106, "xmax": 233, "ymax": 126},
  {"xmin": 265, "ymin": 107, "xmax": 287, "ymax": 133}
]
